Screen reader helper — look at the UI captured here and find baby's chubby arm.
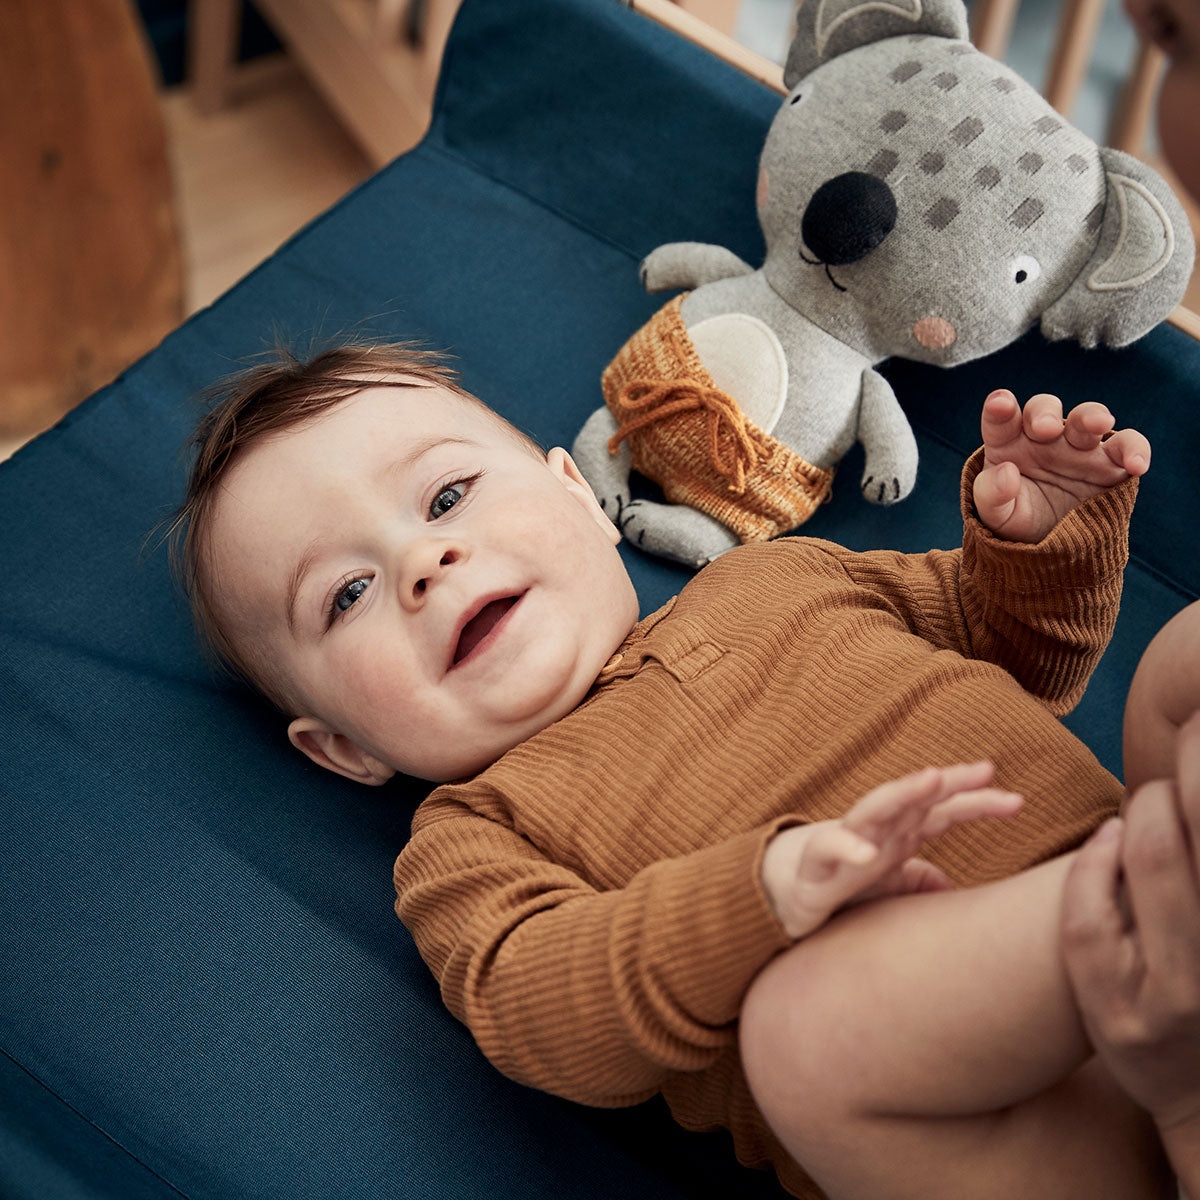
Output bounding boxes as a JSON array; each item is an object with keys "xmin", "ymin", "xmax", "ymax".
[
  {"xmin": 973, "ymin": 389, "xmax": 1151, "ymax": 544},
  {"xmin": 762, "ymin": 763, "xmax": 1023, "ymax": 940}
]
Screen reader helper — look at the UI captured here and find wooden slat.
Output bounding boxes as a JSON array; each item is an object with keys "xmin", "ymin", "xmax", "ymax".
[
  {"xmin": 671, "ymin": 0, "xmax": 739, "ymax": 38},
  {"xmin": 1169, "ymin": 306, "xmax": 1200, "ymax": 341},
  {"xmin": 1043, "ymin": 0, "xmax": 1105, "ymax": 117},
  {"xmin": 629, "ymin": 0, "xmax": 784, "ymax": 93},
  {"xmin": 1108, "ymin": 38, "xmax": 1165, "ymax": 156},
  {"xmin": 970, "ymin": 0, "xmax": 1020, "ymax": 59}
]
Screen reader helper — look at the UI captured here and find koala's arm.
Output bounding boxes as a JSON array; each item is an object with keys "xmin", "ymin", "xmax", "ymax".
[
  {"xmin": 640, "ymin": 242, "xmax": 755, "ymax": 293},
  {"xmin": 856, "ymin": 369, "xmax": 918, "ymax": 505}
]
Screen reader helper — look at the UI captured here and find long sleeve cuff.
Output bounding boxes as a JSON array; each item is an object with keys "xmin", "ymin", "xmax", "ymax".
[
  {"xmin": 960, "ymin": 447, "xmax": 1138, "ymax": 594},
  {"xmin": 626, "ymin": 813, "xmax": 801, "ymax": 1027}
]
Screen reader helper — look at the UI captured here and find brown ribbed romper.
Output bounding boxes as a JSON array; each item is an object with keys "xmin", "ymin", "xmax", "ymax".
[{"xmin": 395, "ymin": 454, "xmax": 1135, "ymax": 1199}]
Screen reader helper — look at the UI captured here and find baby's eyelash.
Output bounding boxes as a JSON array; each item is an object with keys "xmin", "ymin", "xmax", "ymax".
[
  {"xmin": 429, "ymin": 470, "xmax": 484, "ymax": 519},
  {"xmin": 325, "ymin": 573, "xmax": 372, "ymax": 628}
]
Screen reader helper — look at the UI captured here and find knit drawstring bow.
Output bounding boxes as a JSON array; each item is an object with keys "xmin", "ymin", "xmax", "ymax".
[{"xmin": 608, "ymin": 379, "xmax": 762, "ymax": 495}]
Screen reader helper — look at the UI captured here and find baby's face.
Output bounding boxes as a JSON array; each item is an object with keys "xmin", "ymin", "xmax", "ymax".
[{"xmin": 208, "ymin": 383, "xmax": 639, "ymax": 782}]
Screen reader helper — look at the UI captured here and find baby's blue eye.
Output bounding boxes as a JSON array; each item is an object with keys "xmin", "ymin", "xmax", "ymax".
[
  {"xmin": 430, "ymin": 484, "xmax": 464, "ymax": 519},
  {"xmin": 335, "ymin": 577, "xmax": 370, "ymax": 613}
]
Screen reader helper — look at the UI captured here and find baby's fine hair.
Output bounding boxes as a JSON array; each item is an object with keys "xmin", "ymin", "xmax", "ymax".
[{"xmin": 168, "ymin": 339, "xmax": 530, "ymax": 714}]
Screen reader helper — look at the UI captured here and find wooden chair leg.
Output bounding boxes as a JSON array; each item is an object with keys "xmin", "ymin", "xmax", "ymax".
[
  {"xmin": 189, "ymin": 0, "xmax": 242, "ymax": 115},
  {"xmin": 970, "ymin": 0, "xmax": 1020, "ymax": 59},
  {"xmin": 1043, "ymin": 0, "xmax": 1106, "ymax": 117}
]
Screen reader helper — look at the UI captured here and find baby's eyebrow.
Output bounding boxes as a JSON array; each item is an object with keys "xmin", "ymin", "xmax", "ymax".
[
  {"xmin": 285, "ymin": 537, "xmax": 328, "ymax": 636},
  {"xmin": 375, "ymin": 434, "xmax": 477, "ymax": 485}
]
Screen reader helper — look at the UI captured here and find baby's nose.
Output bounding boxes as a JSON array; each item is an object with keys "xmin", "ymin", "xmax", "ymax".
[
  {"xmin": 801, "ymin": 171, "xmax": 897, "ymax": 265},
  {"xmin": 403, "ymin": 541, "xmax": 465, "ymax": 607}
]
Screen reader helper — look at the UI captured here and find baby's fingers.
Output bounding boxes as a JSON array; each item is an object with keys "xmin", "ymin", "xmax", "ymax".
[
  {"xmin": 973, "ymin": 461, "xmax": 1021, "ymax": 532},
  {"xmin": 980, "ymin": 389, "xmax": 1022, "ymax": 449},
  {"xmin": 1064, "ymin": 402, "xmax": 1114, "ymax": 451},
  {"xmin": 1101, "ymin": 427, "xmax": 1151, "ymax": 478},
  {"xmin": 919, "ymin": 787, "xmax": 1024, "ymax": 840},
  {"xmin": 1023, "ymin": 393, "xmax": 1065, "ymax": 441},
  {"xmin": 845, "ymin": 762, "xmax": 996, "ymax": 839}
]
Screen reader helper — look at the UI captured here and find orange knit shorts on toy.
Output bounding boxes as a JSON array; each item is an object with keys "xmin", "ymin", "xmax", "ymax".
[{"xmin": 602, "ymin": 294, "xmax": 834, "ymax": 542}]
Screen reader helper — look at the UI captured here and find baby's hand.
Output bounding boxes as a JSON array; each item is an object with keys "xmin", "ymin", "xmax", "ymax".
[
  {"xmin": 974, "ymin": 390, "xmax": 1151, "ymax": 543},
  {"xmin": 761, "ymin": 763, "xmax": 1023, "ymax": 940}
]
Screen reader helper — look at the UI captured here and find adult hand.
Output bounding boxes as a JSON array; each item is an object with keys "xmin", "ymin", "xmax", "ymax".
[{"xmin": 1062, "ymin": 711, "xmax": 1200, "ymax": 1189}]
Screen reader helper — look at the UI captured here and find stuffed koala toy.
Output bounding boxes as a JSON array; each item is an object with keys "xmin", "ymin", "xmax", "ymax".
[{"xmin": 573, "ymin": 0, "xmax": 1194, "ymax": 568}]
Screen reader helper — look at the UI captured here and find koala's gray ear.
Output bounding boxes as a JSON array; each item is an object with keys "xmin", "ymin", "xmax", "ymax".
[
  {"xmin": 1041, "ymin": 148, "xmax": 1195, "ymax": 349},
  {"xmin": 784, "ymin": 0, "xmax": 968, "ymax": 88}
]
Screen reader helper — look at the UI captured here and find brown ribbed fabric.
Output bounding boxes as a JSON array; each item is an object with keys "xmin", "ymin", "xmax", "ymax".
[
  {"xmin": 602, "ymin": 293, "xmax": 834, "ymax": 540},
  {"xmin": 394, "ymin": 452, "xmax": 1137, "ymax": 1200}
]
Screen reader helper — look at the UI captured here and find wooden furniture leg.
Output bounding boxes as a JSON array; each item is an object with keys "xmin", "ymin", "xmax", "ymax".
[{"xmin": 189, "ymin": 0, "xmax": 242, "ymax": 115}]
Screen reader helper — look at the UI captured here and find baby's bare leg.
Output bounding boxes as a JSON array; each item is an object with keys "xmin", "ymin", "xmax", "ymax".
[
  {"xmin": 740, "ymin": 854, "xmax": 1172, "ymax": 1200},
  {"xmin": 1125, "ymin": 599, "xmax": 1200, "ymax": 794}
]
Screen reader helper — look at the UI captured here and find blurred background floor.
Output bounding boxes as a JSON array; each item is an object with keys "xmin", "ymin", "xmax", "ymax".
[
  {"xmin": 163, "ymin": 57, "xmax": 371, "ymax": 317},
  {"xmin": 1, "ymin": 0, "xmax": 1196, "ymax": 465}
]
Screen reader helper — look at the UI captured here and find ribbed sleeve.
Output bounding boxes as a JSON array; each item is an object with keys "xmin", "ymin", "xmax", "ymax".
[
  {"xmin": 395, "ymin": 795, "xmax": 796, "ymax": 1106},
  {"xmin": 817, "ymin": 449, "xmax": 1137, "ymax": 715},
  {"xmin": 958, "ymin": 449, "xmax": 1137, "ymax": 714}
]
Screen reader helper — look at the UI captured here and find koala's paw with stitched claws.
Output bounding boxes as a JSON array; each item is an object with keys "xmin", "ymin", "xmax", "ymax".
[
  {"xmin": 615, "ymin": 497, "xmax": 740, "ymax": 569},
  {"xmin": 861, "ymin": 474, "xmax": 904, "ymax": 505}
]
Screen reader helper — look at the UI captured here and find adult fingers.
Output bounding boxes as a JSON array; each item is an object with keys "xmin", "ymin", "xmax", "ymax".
[
  {"xmin": 1061, "ymin": 819, "xmax": 1131, "ymax": 998},
  {"xmin": 1063, "ymin": 401, "xmax": 1114, "ymax": 451},
  {"xmin": 1022, "ymin": 392, "xmax": 1064, "ymax": 441},
  {"xmin": 1101, "ymin": 427, "xmax": 1152, "ymax": 477},
  {"xmin": 1121, "ymin": 778, "xmax": 1200, "ymax": 974}
]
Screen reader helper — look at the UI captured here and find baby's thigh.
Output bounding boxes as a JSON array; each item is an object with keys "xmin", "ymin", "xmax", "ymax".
[
  {"xmin": 738, "ymin": 903, "xmax": 1169, "ymax": 1200},
  {"xmin": 1124, "ymin": 599, "xmax": 1200, "ymax": 793}
]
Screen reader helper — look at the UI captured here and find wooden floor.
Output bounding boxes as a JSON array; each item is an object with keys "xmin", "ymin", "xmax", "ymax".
[{"xmin": 163, "ymin": 58, "xmax": 374, "ymax": 316}]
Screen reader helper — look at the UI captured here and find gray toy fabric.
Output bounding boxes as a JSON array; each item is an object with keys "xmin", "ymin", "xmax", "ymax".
[{"xmin": 573, "ymin": 0, "xmax": 1194, "ymax": 568}]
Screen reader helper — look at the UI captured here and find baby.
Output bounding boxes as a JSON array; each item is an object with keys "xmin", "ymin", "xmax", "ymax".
[{"xmin": 173, "ymin": 341, "xmax": 1194, "ymax": 1200}]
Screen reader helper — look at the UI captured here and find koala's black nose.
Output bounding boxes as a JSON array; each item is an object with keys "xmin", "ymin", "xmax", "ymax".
[{"xmin": 801, "ymin": 172, "xmax": 897, "ymax": 265}]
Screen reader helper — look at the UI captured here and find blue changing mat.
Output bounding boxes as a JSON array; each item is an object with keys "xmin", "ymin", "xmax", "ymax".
[{"xmin": 3, "ymin": 1, "xmax": 1198, "ymax": 1196}]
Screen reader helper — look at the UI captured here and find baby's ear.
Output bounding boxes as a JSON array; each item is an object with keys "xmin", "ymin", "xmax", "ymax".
[
  {"xmin": 288, "ymin": 717, "xmax": 395, "ymax": 786},
  {"xmin": 547, "ymin": 446, "xmax": 622, "ymax": 546}
]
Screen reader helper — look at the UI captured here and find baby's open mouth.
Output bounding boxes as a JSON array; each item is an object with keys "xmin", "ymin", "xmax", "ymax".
[{"xmin": 452, "ymin": 594, "xmax": 522, "ymax": 666}]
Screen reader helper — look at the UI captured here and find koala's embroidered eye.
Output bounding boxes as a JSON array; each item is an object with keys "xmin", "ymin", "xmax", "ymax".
[
  {"xmin": 1010, "ymin": 254, "xmax": 1041, "ymax": 284},
  {"xmin": 788, "ymin": 88, "xmax": 808, "ymax": 107}
]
